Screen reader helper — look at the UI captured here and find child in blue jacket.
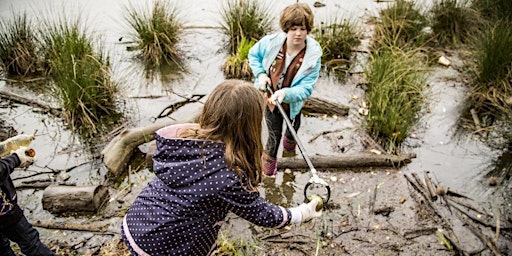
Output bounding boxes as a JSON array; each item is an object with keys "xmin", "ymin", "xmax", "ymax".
[
  {"xmin": 122, "ymin": 80, "xmax": 322, "ymax": 256},
  {"xmin": 248, "ymin": 3, "xmax": 322, "ymax": 176}
]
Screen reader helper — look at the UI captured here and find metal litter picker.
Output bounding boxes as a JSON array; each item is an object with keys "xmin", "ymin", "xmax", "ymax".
[{"xmin": 265, "ymin": 85, "xmax": 331, "ymax": 205}]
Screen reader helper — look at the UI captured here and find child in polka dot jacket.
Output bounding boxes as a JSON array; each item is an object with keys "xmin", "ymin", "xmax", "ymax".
[{"xmin": 121, "ymin": 80, "xmax": 322, "ymax": 256}]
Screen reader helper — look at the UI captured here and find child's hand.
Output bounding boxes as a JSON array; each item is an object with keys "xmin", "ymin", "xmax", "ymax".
[
  {"xmin": 289, "ymin": 196, "xmax": 323, "ymax": 223},
  {"xmin": 12, "ymin": 146, "xmax": 35, "ymax": 168},
  {"xmin": 258, "ymin": 73, "xmax": 271, "ymax": 91},
  {"xmin": 270, "ymin": 89, "xmax": 286, "ymax": 104}
]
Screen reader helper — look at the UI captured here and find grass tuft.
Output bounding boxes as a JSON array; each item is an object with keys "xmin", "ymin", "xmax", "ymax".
[
  {"xmin": 313, "ymin": 18, "xmax": 361, "ymax": 74},
  {"xmin": 373, "ymin": 0, "xmax": 428, "ymax": 50},
  {"xmin": 429, "ymin": 0, "xmax": 480, "ymax": 46},
  {"xmin": 39, "ymin": 15, "xmax": 119, "ymax": 134},
  {"xmin": 222, "ymin": 35, "xmax": 255, "ymax": 80},
  {"xmin": 220, "ymin": 0, "xmax": 273, "ymax": 54},
  {"xmin": 124, "ymin": 0, "xmax": 183, "ymax": 68},
  {"xmin": 364, "ymin": 46, "xmax": 427, "ymax": 153},
  {"xmin": 0, "ymin": 10, "xmax": 42, "ymax": 76}
]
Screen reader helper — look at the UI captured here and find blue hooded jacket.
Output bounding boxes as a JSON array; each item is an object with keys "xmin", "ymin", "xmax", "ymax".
[
  {"xmin": 123, "ymin": 124, "xmax": 291, "ymax": 256},
  {"xmin": 248, "ymin": 32, "xmax": 322, "ymax": 119}
]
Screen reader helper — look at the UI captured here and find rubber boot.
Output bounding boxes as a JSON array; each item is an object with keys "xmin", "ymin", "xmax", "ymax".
[
  {"xmin": 282, "ymin": 136, "xmax": 297, "ymax": 157},
  {"xmin": 262, "ymin": 152, "xmax": 277, "ymax": 177}
]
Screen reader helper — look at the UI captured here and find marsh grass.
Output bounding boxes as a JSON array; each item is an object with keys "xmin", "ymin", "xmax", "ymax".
[
  {"xmin": 364, "ymin": 46, "xmax": 427, "ymax": 153},
  {"xmin": 211, "ymin": 231, "xmax": 258, "ymax": 256},
  {"xmin": 39, "ymin": 16, "xmax": 118, "ymax": 134},
  {"xmin": 0, "ymin": 10, "xmax": 42, "ymax": 76},
  {"xmin": 124, "ymin": 0, "xmax": 183, "ymax": 68},
  {"xmin": 373, "ymin": 0, "xmax": 429, "ymax": 50},
  {"xmin": 313, "ymin": 18, "xmax": 361, "ymax": 74},
  {"xmin": 464, "ymin": 21, "xmax": 512, "ymax": 139},
  {"xmin": 471, "ymin": 0, "xmax": 512, "ymax": 23},
  {"xmin": 220, "ymin": 0, "xmax": 273, "ymax": 54},
  {"xmin": 222, "ymin": 35, "xmax": 255, "ymax": 80},
  {"xmin": 429, "ymin": 0, "xmax": 480, "ymax": 46}
]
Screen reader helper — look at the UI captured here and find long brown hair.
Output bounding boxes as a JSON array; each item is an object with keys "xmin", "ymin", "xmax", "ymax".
[{"xmin": 180, "ymin": 79, "xmax": 265, "ymax": 192}]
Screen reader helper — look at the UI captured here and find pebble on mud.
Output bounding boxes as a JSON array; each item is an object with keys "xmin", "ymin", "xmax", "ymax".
[
  {"xmin": 487, "ymin": 176, "xmax": 498, "ymax": 186},
  {"xmin": 436, "ymin": 187, "xmax": 446, "ymax": 196}
]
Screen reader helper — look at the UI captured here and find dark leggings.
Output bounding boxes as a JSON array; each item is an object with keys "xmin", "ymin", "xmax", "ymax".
[
  {"xmin": 0, "ymin": 215, "xmax": 55, "ymax": 256},
  {"xmin": 265, "ymin": 105, "xmax": 301, "ymax": 158}
]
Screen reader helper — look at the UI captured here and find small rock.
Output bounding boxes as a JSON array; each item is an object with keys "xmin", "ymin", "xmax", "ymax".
[
  {"xmin": 487, "ymin": 176, "xmax": 498, "ymax": 186},
  {"xmin": 438, "ymin": 56, "xmax": 451, "ymax": 66},
  {"xmin": 313, "ymin": 2, "xmax": 326, "ymax": 8}
]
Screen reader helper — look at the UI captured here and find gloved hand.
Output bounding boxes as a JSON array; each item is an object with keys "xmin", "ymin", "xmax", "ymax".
[
  {"xmin": 258, "ymin": 73, "xmax": 271, "ymax": 92},
  {"xmin": 289, "ymin": 196, "xmax": 323, "ymax": 223},
  {"xmin": 270, "ymin": 89, "xmax": 286, "ymax": 104},
  {"xmin": 11, "ymin": 146, "xmax": 35, "ymax": 168}
]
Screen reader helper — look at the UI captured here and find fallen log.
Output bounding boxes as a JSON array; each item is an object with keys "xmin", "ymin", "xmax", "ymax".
[
  {"xmin": 101, "ymin": 109, "xmax": 201, "ymax": 179},
  {"xmin": 42, "ymin": 185, "xmax": 109, "ymax": 214},
  {"xmin": 277, "ymin": 153, "xmax": 416, "ymax": 170},
  {"xmin": 0, "ymin": 90, "xmax": 62, "ymax": 117},
  {"xmin": 302, "ymin": 96, "xmax": 350, "ymax": 117},
  {"xmin": 33, "ymin": 219, "xmax": 121, "ymax": 234}
]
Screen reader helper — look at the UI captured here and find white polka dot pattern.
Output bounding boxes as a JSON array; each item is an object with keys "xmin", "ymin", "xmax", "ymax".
[{"xmin": 123, "ymin": 127, "xmax": 292, "ymax": 255}]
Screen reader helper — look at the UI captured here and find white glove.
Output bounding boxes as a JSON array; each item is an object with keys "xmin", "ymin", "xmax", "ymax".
[
  {"xmin": 289, "ymin": 196, "xmax": 323, "ymax": 223},
  {"xmin": 12, "ymin": 146, "xmax": 35, "ymax": 168},
  {"xmin": 258, "ymin": 73, "xmax": 271, "ymax": 91},
  {"xmin": 270, "ymin": 89, "xmax": 286, "ymax": 104}
]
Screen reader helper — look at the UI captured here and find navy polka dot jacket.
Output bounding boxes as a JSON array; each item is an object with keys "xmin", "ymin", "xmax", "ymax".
[{"xmin": 122, "ymin": 124, "xmax": 292, "ymax": 256}]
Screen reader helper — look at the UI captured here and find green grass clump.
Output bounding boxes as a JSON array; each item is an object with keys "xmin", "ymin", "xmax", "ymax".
[
  {"xmin": 220, "ymin": 0, "xmax": 273, "ymax": 54},
  {"xmin": 124, "ymin": 0, "xmax": 183, "ymax": 67},
  {"xmin": 313, "ymin": 18, "xmax": 361, "ymax": 74},
  {"xmin": 0, "ymin": 11, "xmax": 42, "ymax": 76},
  {"xmin": 429, "ymin": 0, "xmax": 480, "ymax": 46},
  {"xmin": 373, "ymin": 0, "xmax": 429, "ymax": 50},
  {"xmin": 222, "ymin": 35, "xmax": 255, "ymax": 80},
  {"xmin": 465, "ymin": 21, "xmax": 512, "ymax": 136},
  {"xmin": 39, "ymin": 17, "xmax": 118, "ymax": 134},
  {"xmin": 364, "ymin": 46, "xmax": 427, "ymax": 153}
]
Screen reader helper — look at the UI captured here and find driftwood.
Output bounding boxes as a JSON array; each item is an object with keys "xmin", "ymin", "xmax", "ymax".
[
  {"xmin": 302, "ymin": 96, "xmax": 350, "ymax": 117},
  {"xmin": 101, "ymin": 109, "xmax": 201, "ymax": 179},
  {"xmin": 277, "ymin": 153, "xmax": 416, "ymax": 170},
  {"xmin": 0, "ymin": 91, "xmax": 62, "ymax": 117},
  {"xmin": 42, "ymin": 185, "xmax": 109, "ymax": 214},
  {"xmin": 33, "ymin": 219, "xmax": 120, "ymax": 234},
  {"xmin": 424, "ymin": 171, "xmax": 438, "ymax": 201}
]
